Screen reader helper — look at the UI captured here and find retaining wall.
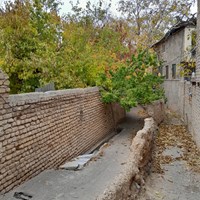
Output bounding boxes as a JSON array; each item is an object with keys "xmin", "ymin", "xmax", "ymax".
[
  {"xmin": 0, "ymin": 70, "xmax": 125, "ymax": 193},
  {"xmin": 145, "ymin": 100, "xmax": 165, "ymax": 125},
  {"xmin": 97, "ymin": 118, "xmax": 158, "ymax": 200},
  {"xmin": 164, "ymin": 80, "xmax": 200, "ymax": 148}
]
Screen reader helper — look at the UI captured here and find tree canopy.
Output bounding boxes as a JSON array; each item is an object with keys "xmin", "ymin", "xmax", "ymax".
[
  {"xmin": 0, "ymin": 0, "xmax": 196, "ymax": 94},
  {"xmin": 99, "ymin": 49, "xmax": 164, "ymax": 111},
  {"xmin": 0, "ymin": 0, "xmax": 128, "ymax": 93},
  {"xmin": 118, "ymin": 0, "xmax": 196, "ymax": 47}
]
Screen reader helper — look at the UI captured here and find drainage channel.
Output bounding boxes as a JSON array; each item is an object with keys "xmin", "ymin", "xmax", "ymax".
[
  {"xmin": 59, "ymin": 128, "xmax": 124, "ymax": 171},
  {"xmin": 9, "ymin": 128, "xmax": 125, "ymax": 200},
  {"xmin": 2, "ymin": 107, "xmax": 147, "ymax": 200}
]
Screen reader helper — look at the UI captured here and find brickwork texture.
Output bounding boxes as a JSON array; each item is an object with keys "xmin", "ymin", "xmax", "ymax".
[{"xmin": 0, "ymin": 69, "xmax": 125, "ymax": 194}]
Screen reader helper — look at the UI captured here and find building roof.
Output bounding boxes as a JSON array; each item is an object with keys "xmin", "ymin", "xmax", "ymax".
[{"xmin": 152, "ymin": 18, "xmax": 196, "ymax": 47}]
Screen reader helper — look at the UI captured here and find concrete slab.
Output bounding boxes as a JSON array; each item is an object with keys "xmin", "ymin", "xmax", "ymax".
[
  {"xmin": 60, "ymin": 154, "xmax": 95, "ymax": 170},
  {"xmin": 0, "ymin": 107, "xmax": 145, "ymax": 200},
  {"xmin": 162, "ymin": 146, "xmax": 183, "ymax": 159}
]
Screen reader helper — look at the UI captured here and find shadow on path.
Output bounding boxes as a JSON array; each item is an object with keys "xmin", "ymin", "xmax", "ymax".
[{"xmin": 120, "ymin": 106, "xmax": 146, "ymax": 133}]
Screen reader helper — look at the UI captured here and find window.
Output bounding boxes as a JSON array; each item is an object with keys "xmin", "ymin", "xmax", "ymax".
[
  {"xmin": 165, "ymin": 66, "xmax": 169, "ymax": 79},
  {"xmin": 172, "ymin": 64, "xmax": 176, "ymax": 79},
  {"xmin": 162, "ymin": 44, "xmax": 165, "ymax": 52}
]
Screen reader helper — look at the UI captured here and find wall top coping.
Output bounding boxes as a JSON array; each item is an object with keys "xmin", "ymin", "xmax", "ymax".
[
  {"xmin": 164, "ymin": 79, "xmax": 180, "ymax": 82},
  {"xmin": 8, "ymin": 87, "xmax": 99, "ymax": 106},
  {"xmin": 164, "ymin": 80, "xmax": 194, "ymax": 85}
]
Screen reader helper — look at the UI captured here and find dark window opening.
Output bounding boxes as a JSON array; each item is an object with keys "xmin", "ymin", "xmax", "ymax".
[
  {"xmin": 172, "ymin": 64, "xmax": 176, "ymax": 79},
  {"xmin": 166, "ymin": 66, "xmax": 169, "ymax": 79},
  {"xmin": 162, "ymin": 44, "xmax": 165, "ymax": 52}
]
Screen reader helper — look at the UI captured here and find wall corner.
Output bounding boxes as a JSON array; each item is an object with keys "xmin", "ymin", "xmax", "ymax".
[{"xmin": 0, "ymin": 69, "xmax": 10, "ymax": 102}]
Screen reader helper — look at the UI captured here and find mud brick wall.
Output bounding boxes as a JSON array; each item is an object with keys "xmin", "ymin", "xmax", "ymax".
[
  {"xmin": 145, "ymin": 100, "xmax": 165, "ymax": 125},
  {"xmin": 0, "ymin": 70, "xmax": 125, "ymax": 194}
]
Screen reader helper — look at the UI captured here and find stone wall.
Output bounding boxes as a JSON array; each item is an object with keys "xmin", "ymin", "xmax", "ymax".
[
  {"xmin": 0, "ymin": 70, "xmax": 125, "ymax": 194},
  {"xmin": 164, "ymin": 80, "xmax": 200, "ymax": 148}
]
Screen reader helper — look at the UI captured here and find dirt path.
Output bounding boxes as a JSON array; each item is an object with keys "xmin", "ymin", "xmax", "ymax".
[{"xmin": 140, "ymin": 110, "xmax": 200, "ymax": 200}]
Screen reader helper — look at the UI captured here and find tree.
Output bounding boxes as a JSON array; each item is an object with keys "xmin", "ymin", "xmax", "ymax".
[
  {"xmin": 0, "ymin": 0, "xmax": 62, "ymax": 93},
  {"xmin": 0, "ymin": 0, "xmax": 130, "ymax": 93},
  {"xmin": 0, "ymin": 0, "xmax": 170, "ymax": 94},
  {"xmin": 99, "ymin": 49, "xmax": 164, "ymax": 111},
  {"xmin": 56, "ymin": 0, "xmax": 129, "ymax": 88},
  {"xmin": 118, "ymin": 0, "xmax": 196, "ymax": 47}
]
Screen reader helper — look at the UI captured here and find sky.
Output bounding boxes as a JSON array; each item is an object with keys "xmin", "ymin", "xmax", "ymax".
[
  {"xmin": 0, "ymin": 0, "xmax": 197, "ymax": 16},
  {"xmin": 60, "ymin": 0, "xmax": 119, "ymax": 16},
  {"xmin": 59, "ymin": 0, "xmax": 197, "ymax": 16},
  {"xmin": 0, "ymin": 0, "xmax": 120, "ymax": 15}
]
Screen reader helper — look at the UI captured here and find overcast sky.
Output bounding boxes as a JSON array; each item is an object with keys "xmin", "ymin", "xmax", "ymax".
[
  {"xmin": 0, "ymin": 0, "xmax": 197, "ymax": 16},
  {"xmin": 0, "ymin": 0, "xmax": 120, "ymax": 15},
  {"xmin": 59, "ymin": 0, "xmax": 120, "ymax": 16},
  {"xmin": 60, "ymin": 0, "xmax": 197, "ymax": 16}
]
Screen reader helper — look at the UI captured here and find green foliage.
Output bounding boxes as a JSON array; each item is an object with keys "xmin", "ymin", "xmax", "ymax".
[
  {"xmin": 0, "ymin": 0, "xmax": 62, "ymax": 93},
  {"xmin": 0, "ymin": 0, "xmax": 191, "ymax": 95},
  {"xmin": 99, "ymin": 50, "xmax": 164, "ymax": 111},
  {"xmin": 0, "ymin": 0, "xmax": 128, "ymax": 93},
  {"xmin": 179, "ymin": 30, "xmax": 196, "ymax": 79}
]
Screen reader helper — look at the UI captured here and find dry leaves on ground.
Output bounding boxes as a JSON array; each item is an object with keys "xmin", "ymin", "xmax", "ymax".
[{"xmin": 151, "ymin": 112, "xmax": 200, "ymax": 174}]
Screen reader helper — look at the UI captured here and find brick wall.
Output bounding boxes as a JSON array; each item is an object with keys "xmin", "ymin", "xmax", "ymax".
[
  {"xmin": 0, "ymin": 70, "xmax": 125, "ymax": 194},
  {"xmin": 164, "ymin": 80, "xmax": 200, "ymax": 148}
]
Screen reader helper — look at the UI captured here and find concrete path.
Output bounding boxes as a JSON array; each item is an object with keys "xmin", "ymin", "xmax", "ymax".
[
  {"xmin": 140, "ymin": 110, "xmax": 200, "ymax": 200},
  {"xmin": 0, "ymin": 108, "xmax": 144, "ymax": 200}
]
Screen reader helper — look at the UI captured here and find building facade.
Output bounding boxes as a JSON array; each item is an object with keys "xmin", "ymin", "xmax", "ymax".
[
  {"xmin": 152, "ymin": 14, "xmax": 200, "ymax": 148},
  {"xmin": 153, "ymin": 19, "xmax": 196, "ymax": 80}
]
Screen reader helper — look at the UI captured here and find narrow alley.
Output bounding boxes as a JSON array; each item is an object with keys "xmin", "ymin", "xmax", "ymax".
[{"xmin": 0, "ymin": 108, "xmax": 145, "ymax": 200}]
